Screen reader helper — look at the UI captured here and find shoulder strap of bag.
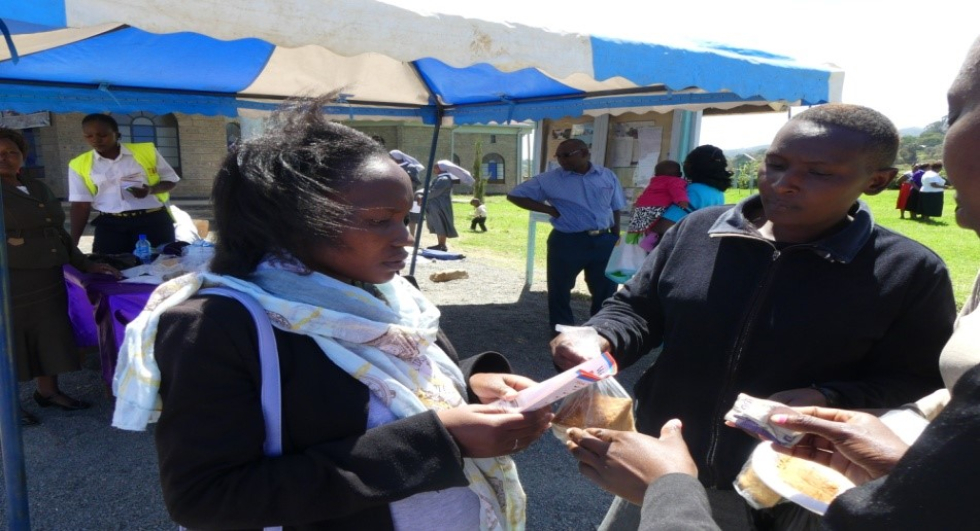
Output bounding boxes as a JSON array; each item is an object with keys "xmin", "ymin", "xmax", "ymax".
[
  {"xmin": 198, "ymin": 287, "xmax": 282, "ymax": 456},
  {"xmin": 194, "ymin": 288, "xmax": 283, "ymax": 531}
]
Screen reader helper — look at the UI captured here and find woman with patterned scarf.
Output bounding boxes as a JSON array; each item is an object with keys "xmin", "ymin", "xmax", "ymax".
[{"xmin": 111, "ymin": 97, "xmax": 552, "ymax": 530}]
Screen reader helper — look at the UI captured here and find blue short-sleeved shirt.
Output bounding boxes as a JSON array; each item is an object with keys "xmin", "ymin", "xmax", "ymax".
[
  {"xmin": 662, "ymin": 182, "xmax": 725, "ymax": 223},
  {"xmin": 509, "ymin": 164, "xmax": 626, "ymax": 233}
]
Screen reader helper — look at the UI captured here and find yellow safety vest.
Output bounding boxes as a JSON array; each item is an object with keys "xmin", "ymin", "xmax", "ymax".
[{"xmin": 68, "ymin": 143, "xmax": 170, "ymax": 204}]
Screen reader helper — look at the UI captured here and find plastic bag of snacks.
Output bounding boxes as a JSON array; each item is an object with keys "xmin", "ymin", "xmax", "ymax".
[{"xmin": 551, "ymin": 376, "xmax": 635, "ymax": 443}]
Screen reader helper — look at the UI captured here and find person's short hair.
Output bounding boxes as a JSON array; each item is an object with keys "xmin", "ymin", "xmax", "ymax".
[
  {"xmin": 558, "ymin": 138, "xmax": 589, "ymax": 152},
  {"xmin": 654, "ymin": 160, "xmax": 682, "ymax": 177},
  {"xmin": 81, "ymin": 113, "xmax": 120, "ymax": 134},
  {"xmin": 930, "ymin": 161, "xmax": 943, "ymax": 171},
  {"xmin": 0, "ymin": 128, "xmax": 28, "ymax": 156},
  {"xmin": 684, "ymin": 145, "xmax": 733, "ymax": 191},
  {"xmin": 469, "ymin": 197, "xmax": 483, "ymax": 206},
  {"xmin": 791, "ymin": 103, "xmax": 899, "ymax": 171},
  {"xmin": 210, "ymin": 95, "xmax": 389, "ymax": 278}
]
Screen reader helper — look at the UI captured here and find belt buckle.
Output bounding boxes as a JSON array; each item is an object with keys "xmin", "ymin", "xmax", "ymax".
[{"xmin": 587, "ymin": 229, "xmax": 602, "ymax": 236}]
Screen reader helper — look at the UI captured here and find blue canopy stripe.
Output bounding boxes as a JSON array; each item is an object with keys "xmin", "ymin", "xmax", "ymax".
[
  {"xmin": 2, "ymin": 0, "xmax": 66, "ymax": 28},
  {"xmin": 0, "ymin": 26, "xmax": 273, "ymax": 91},
  {"xmin": 590, "ymin": 36, "xmax": 838, "ymax": 106}
]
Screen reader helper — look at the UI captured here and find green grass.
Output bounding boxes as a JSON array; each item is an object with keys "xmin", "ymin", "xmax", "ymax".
[
  {"xmin": 449, "ymin": 191, "xmax": 978, "ymax": 307},
  {"xmin": 448, "ymin": 196, "xmax": 552, "ymax": 276}
]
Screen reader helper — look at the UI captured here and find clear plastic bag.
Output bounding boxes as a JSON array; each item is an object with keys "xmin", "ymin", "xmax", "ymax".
[
  {"xmin": 551, "ymin": 376, "xmax": 635, "ymax": 443},
  {"xmin": 733, "ymin": 453, "xmax": 783, "ymax": 510}
]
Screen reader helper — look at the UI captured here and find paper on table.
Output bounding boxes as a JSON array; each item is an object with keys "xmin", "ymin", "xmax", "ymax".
[{"xmin": 491, "ymin": 352, "xmax": 618, "ymax": 412}]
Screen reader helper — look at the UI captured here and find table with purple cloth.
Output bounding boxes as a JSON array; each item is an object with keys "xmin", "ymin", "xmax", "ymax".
[{"xmin": 64, "ymin": 265, "xmax": 155, "ymax": 388}]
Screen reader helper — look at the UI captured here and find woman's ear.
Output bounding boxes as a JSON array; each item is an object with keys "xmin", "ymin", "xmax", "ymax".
[{"xmin": 864, "ymin": 167, "xmax": 898, "ymax": 196}]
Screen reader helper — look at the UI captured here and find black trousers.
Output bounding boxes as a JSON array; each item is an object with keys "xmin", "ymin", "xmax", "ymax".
[
  {"xmin": 91, "ymin": 209, "xmax": 175, "ymax": 255},
  {"xmin": 546, "ymin": 230, "xmax": 618, "ymax": 330},
  {"xmin": 470, "ymin": 216, "xmax": 487, "ymax": 231}
]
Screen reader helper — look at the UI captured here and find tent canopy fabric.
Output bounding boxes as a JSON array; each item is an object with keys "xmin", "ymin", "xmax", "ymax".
[{"xmin": 0, "ymin": 0, "xmax": 842, "ymax": 124}]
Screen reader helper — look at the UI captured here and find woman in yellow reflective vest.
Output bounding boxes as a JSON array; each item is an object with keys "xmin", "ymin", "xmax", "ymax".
[{"xmin": 68, "ymin": 114, "xmax": 180, "ymax": 254}]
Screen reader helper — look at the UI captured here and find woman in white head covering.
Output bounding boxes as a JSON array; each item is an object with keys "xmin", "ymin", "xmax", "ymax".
[{"xmin": 421, "ymin": 160, "xmax": 471, "ymax": 251}]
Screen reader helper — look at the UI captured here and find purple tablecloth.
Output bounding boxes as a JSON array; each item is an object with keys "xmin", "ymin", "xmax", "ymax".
[{"xmin": 64, "ymin": 265, "xmax": 155, "ymax": 387}]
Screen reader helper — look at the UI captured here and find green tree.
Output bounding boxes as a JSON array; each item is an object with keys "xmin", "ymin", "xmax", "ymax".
[
  {"xmin": 734, "ymin": 159, "xmax": 760, "ymax": 190},
  {"xmin": 471, "ymin": 141, "xmax": 485, "ymax": 200},
  {"xmin": 898, "ymin": 135, "xmax": 922, "ymax": 165},
  {"xmin": 923, "ymin": 118, "xmax": 948, "ymax": 134}
]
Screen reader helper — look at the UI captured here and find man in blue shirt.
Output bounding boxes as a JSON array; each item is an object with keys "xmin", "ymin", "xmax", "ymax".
[{"xmin": 508, "ymin": 139, "xmax": 627, "ymax": 333}]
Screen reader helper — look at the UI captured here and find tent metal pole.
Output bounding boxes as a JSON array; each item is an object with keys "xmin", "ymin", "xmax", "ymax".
[
  {"xmin": 0, "ymin": 192, "xmax": 32, "ymax": 530},
  {"xmin": 408, "ymin": 107, "xmax": 444, "ymax": 277}
]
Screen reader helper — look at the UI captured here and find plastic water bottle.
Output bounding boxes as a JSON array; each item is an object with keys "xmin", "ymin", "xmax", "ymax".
[{"xmin": 134, "ymin": 234, "xmax": 153, "ymax": 265}]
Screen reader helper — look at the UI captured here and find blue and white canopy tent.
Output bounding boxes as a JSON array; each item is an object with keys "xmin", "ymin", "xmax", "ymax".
[
  {"xmin": 0, "ymin": 1, "xmax": 841, "ymax": 122},
  {"xmin": 0, "ymin": 1, "xmax": 842, "ymax": 527}
]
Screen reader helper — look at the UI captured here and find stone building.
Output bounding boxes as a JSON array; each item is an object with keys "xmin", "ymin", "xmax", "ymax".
[{"xmin": 14, "ymin": 111, "xmax": 532, "ymax": 200}]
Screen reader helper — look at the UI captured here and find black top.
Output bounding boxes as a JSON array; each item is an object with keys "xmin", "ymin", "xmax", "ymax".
[
  {"xmin": 588, "ymin": 196, "xmax": 955, "ymax": 488},
  {"xmin": 154, "ymin": 295, "xmax": 510, "ymax": 530}
]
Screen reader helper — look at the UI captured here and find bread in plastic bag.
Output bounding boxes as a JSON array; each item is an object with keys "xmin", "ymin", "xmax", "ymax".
[
  {"xmin": 734, "ymin": 453, "xmax": 783, "ymax": 510},
  {"xmin": 551, "ymin": 376, "xmax": 635, "ymax": 443}
]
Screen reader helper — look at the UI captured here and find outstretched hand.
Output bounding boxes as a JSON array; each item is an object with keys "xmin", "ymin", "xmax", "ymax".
[
  {"xmin": 566, "ymin": 419, "xmax": 697, "ymax": 505},
  {"xmin": 769, "ymin": 407, "xmax": 909, "ymax": 486},
  {"xmin": 469, "ymin": 372, "xmax": 538, "ymax": 403},
  {"xmin": 437, "ymin": 404, "xmax": 553, "ymax": 458}
]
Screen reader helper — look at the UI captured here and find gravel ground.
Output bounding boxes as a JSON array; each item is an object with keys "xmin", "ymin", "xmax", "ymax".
[{"xmin": 1, "ymin": 233, "xmax": 648, "ymax": 530}]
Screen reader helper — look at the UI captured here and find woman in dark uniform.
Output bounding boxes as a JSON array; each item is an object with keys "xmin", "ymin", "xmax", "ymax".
[{"xmin": 1, "ymin": 128, "xmax": 119, "ymax": 425}]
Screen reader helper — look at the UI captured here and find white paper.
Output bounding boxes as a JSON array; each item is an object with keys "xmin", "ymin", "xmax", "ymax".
[
  {"xmin": 632, "ymin": 126, "xmax": 663, "ymax": 186},
  {"xmin": 633, "ymin": 153, "xmax": 660, "ymax": 187},
  {"xmin": 491, "ymin": 353, "xmax": 618, "ymax": 412},
  {"xmin": 610, "ymin": 137, "xmax": 634, "ymax": 167}
]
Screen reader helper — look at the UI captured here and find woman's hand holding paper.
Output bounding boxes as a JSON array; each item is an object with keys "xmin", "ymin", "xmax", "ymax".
[
  {"xmin": 469, "ymin": 372, "xmax": 538, "ymax": 403},
  {"xmin": 437, "ymin": 404, "xmax": 553, "ymax": 458}
]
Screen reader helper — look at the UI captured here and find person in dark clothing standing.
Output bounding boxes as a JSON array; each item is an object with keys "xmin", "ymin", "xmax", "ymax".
[
  {"xmin": 578, "ymin": 33, "xmax": 980, "ymax": 531},
  {"xmin": 2, "ymin": 128, "xmax": 120, "ymax": 426},
  {"xmin": 552, "ymin": 103, "xmax": 955, "ymax": 530}
]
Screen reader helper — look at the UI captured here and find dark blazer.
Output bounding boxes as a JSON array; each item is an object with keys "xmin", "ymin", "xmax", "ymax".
[
  {"xmin": 2, "ymin": 175, "xmax": 88, "ymax": 270},
  {"xmin": 589, "ymin": 198, "xmax": 953, "ymax": 488},
  {"xmin": 154, "ymin": 295, "xmax": 510, "ymax": 530}
]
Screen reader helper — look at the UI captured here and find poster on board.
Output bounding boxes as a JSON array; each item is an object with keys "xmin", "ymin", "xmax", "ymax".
[{"xmin": 609, "ymin": 122, "xmax": 663, "ymax": 187}]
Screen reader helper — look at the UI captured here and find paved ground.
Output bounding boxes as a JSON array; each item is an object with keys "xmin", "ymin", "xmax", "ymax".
[{"xmin": 1, "ymin": 227, "xmax": 651, "ymax": 530}]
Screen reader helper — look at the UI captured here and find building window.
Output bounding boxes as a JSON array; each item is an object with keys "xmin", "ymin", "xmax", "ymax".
[
  {"xmin": 482, "ymin": 153, "xmax": 505, "ymax": 182},
  {"xmin": 490, "ymin": 134, "xmax": 497, "ymax": 144},
  {"xmin": 113, "ymin": 112, "xmax": 182, "ymax": 175}
]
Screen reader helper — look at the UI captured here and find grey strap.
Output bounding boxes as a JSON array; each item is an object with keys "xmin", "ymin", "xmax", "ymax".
[{"xmin": 197, "ymin": 288, "xmax": 282, "ymax": 531}]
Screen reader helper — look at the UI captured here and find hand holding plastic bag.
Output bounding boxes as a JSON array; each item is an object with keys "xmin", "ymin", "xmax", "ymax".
[{"xmin": 551, "ymin": 324, "xmax": 611, "ymax": 370}]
